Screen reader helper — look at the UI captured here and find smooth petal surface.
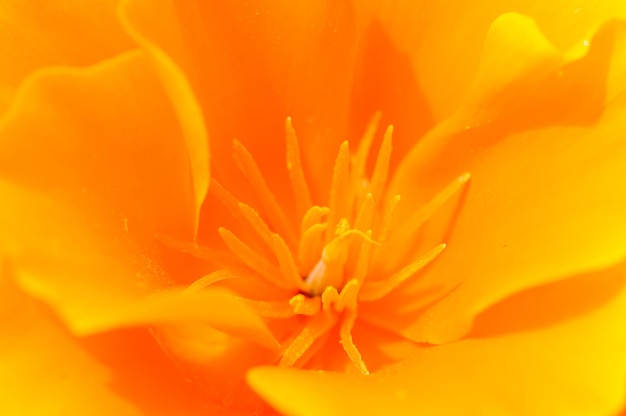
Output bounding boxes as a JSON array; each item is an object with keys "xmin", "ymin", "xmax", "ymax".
[
  {"xmin": 0, "ymin": 267, "xmax": 139, "ymax": 416},
  {"xmin": 377, "ymin": 17, "xmax": 626, "ymax": 344},
  {"xmin": 390, "ymin": 15, "xmax": 623, "ymax": 212},
  {"xmin": 120, "ymin": 0, "xmax": 209, "ymax": 229},
  {"xmin": 72, "ymin": 288, "xmax": 278, "ymax": 350},
  {"xmin": 404, "ymin": 86, "xmax": 626, "ymax": 345},
  {"xmin": 121, "ymin": 0, "xmax": 359, "ymax": 207},
  {"xmin": 249, "ymin": 265, "xmax": 626, "ymax": 415},
  {"xmin": 0, "ymin": 0, "xmax": 132, "ymax": 112},
  {"xmin": 0, "ymin": 51, "xmax": 195, "ymax": 324},
  {"xmin": 357, "ymin": 0, "xmax": 626, "ymax": 120}
]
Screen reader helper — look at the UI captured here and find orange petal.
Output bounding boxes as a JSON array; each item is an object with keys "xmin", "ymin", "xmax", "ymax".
[
  {"xmin": 357, "ymin": 0, "xmax": 626, "ymax": 120},
  {"xmin": 377, "ymin": 20, "xmax": 626, "ymax": 344},
  {"xmin": 70, "ymin": 288, "xmax": 278, "ymax": 350},
  {"xmin": 121, "ymin": 0, "xmax": 359, "ymax": 205},
  {"xmin": 389, "ymin": 16, "xmax": 624, "ymax": 217},
  {"xmin": 0, "ymin": 51, "xmax": 197, "ymax": 323},
  {"xmin": 0, "ymin": 0, "xmax": 132, "ymax": 112},
  {"xmin": 248, "ymin": 265, "xmax": 626, "ymax": 415},
  {"xmin": 402, "ymin": 89, "xmax": 626, "ymax": 344},
  {"xmin": 120, "ymin": 0, "xmax": 209, "ymax": 232},
  {"xmin": 0, "ymin": 267, "xmax": 139, "ymax": 416},
  {"xmin": 347, "ymin": 21, "xmax": 435, "ymax": 179}
]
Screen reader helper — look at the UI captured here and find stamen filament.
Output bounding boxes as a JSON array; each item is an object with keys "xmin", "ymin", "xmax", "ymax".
[
  {"xmin": 238, "ymin": 202, "xmax": 274, "ymax": 247},
  {"xmin": 298, "ymin": 223, "xmax": 327, "ymax": 275},
  {"xmin": 321, "ymin": 286, "xmax": 340, "ymax": 312},
  {"xmin": 300, "ymin": 205, "xmax": 330, "ymax": 236},
  {"xmin": 377, "ymin": 194, "xmax": 401, "ymax": 244},
  {"xmin": 336, "ymin": 279, "xmax": 360, "ymax": 312},
  {"xmin": 279, "ymin": 313, "xmax": 336, "ymax": 367},
  {"xmin": 271, "ymin": 233, "xmax": 306, "ymax": 290},
  {"xmin": 352, "ymin": 230, "xmax": 374, "ymax": 285},
  {"xmin": 354, "ymin": 111, "xmax": 382, "ymax": 186},
  {"xmin": 243, "ymin": 298, "xmax": 297, "ymax": 318},
  {"xmin": 354, "ymin": 193, "xmax": 375, "ymax": 232},
  {"xmin": 340, "ymin": 312, "xmax": 369, "ymax": 375},
  {"xmin": 285, "ymin": 117, "xmax": 313, "ymax": 220},
  {"xmin": 385, "ymin": 173, "xmax": 470, "ymax": 258},
  {"xmin": 218, "ymin": 227, "xmax": 288, "ymax": 289},
  {"xmin": 233, "ymin": 140, "xmax": 297, "ymax": 245},
  {"xmin": 326, "ymin": 141, "xmax": 352, "ymax": 244},
  {"xmin": 289, "ymin": 294, "xmax": 322, "ymax": 316},
  {"xmin": 367, "ymin": 125, "xmax": 393, "ymax": 202},
  {"xmin": 210, "ymin": 178, "xmax": 241, "ymax": 217},
  {"xmin": 184, "ymin": 269, "xmax": 241, "ymax": 293},
  {"xmin": 360, "ymin": 243, "xmax": 447, "ymax": 301}
]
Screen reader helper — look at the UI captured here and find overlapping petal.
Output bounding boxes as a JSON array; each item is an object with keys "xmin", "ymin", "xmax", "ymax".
[
  {"xmin": 356, "ymin": 0, "xmax": 626, "ymax": 120},
  {"xmin": 249, "ymin": 264, "xmax": 626, "ymax": 415},
  {"xmin": 0, "ymin": 0, "xmax": 133, "ymax": 112},
  {"xmin": 0, "ymin": 50, "xmax": 195, "ymax": 326},
  {"xmin": 120, "ymin": 0, "xmax": 359, "ymax": 208},
  {"xmin": 375, "ymin": 17, "xmax": 626, "ymax": 344},
  {"xmin": 0, "ymin": 267, "xmax": 140, "ymax": 416}
]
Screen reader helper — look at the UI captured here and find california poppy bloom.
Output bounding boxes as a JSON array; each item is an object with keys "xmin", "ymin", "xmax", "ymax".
[{"xmin": 1, "ymin": 0, "xmax": 626, "ymax": 415}]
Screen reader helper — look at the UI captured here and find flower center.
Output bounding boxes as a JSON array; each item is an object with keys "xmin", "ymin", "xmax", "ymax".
[{"xmin": 175, "ymin": 115, "xmax": 470, "ymax": 375}]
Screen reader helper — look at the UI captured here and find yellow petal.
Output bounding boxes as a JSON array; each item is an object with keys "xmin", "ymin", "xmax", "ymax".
[
  {"xmin": 120, "ymin": 0, "xmax": 209, "ymax": 232},
  {"xmin": 0, "ymin": 267, "xmax": 139, "ymax": 416},
  {"xmin": 71, "ymin": 288, "xmax": 278, "ymax": 349},
  {"xmin": 0, "ymin": 51, "xmax": 198, "ymax": 326},
  {"xmin": 376, "ymin": 19, "xmax": 626, "ymax": 344},
  {"xmin": 406, "ymin": 86, "xmax": 626, "ymax": 344},
  {"xmin": 0, "ymin": 0, "xmax": 133, "ymax": 112},
  {"xmin": 248, "ymin": 265, "xmax": 626, "ymax": 415},
  {"xmin": 390, "ymin": 16, "xmax": 624, "ymax": 216},
  {"xmin": 357, "ymin": 0, "xmax": 626, "ymax": 120}
]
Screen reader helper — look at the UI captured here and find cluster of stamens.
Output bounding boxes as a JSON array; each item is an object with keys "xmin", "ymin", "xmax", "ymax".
[{"xmin": 166, "ymin": 114, "xmax": 470, "ymax": 374}]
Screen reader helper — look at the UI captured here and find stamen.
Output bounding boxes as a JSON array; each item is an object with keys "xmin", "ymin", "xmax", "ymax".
[
  {"xmin": 348, "ymin": 198, "xmax": 375, "ymax": 275},
  {"xmin": 366, "ymin": 125, "xmax": 393, "ymax": 202},
  {"xmin": 360, "ymin": 243, "xmax": 447, "ymax": 302},
  {"xmin": 232, "ymin": 140, "xmax": 297, "ymax": 245},
  {"xmin": 285, "ymin": 117, "xmax": 313, "ymax": 220},
  {"xmin": 354, "ymin": 111, "xmax": 382, "ymax": 187},
  {"xmin": 354, "ymin": 193, "xmax": 375, "ymax": 232},
  {"xmin": 340, "ymin": 312, "xmax": 369, "ymax": 375},
  {"xmin": 279, "ymin": 313, "xmax": 336, "ymax": 367},
  {"xmin": 326, "ymin": 141, "xmax": 352, "ymax": 244},
  {"xmin": 209, "ymin": 178, "xmax": 241, "ymax": 218},
  {"xmin": 184, "ymin": 269, "xmax": 241, "ymax": 293},
  {"xmin": 337, "ymin": 228, "xmax": 379, "ymax": 246},
  {"xmin": 300, "ymin": 205, "xmax": 330, "ymax": 236},
  {"xmin": 352, "ymin": 230, "xmax": 375, "ymax": 284},
  {"xmin": 377, "ymin": 194, "xmax": 401, "ymax": 244},
  {"xmin": 306, "ymin": 224, "xmax": 379, "ymax": 295},
  {"xmin": 271, "ymin": 233, "xmax": 306, "ymax": 291},
  {"xmin": 335, "ymin": 218, "xmax": 351, "ymax": 235},
  {"xmin": 385, "ymin": 173, "xmax": 470, "ymax": 257},
  {"xmin": 321, "ymin": 286, "xmax": 340, "ymax": 312},
  {"xmin": 289, "ymin": 294, "xmax": 322, "ymax": 316},
  {"xmin": 243, "ymin": 298, "xmax": 297, "ymax": 319},
  {"xmin": 218, "ymin": 227, "xmax": 288, "ymax": 289},
  {"xmin": 238, "ymin": 202, "xmax": 274, "ymax": 247},
  {"xmin": 336, "ymin": 279, "xmax": 360, "ymax": 312},
  {"xmin": 298, "ymin": 223, "xmax": 327, "ymax": 275}
]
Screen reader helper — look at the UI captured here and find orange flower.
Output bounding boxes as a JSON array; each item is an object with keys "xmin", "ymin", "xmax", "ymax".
[{"xmin": 1, "ymin": 1, "xmax": 626, "ymax": 415}]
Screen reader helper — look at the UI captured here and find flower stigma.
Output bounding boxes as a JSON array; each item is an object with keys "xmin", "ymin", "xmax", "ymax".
[{"xmin": 171, "ymin": 114, "xmax": 471, "ymax": 376}]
